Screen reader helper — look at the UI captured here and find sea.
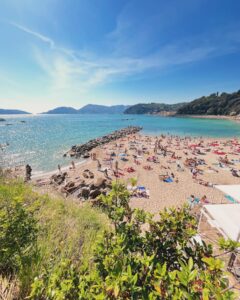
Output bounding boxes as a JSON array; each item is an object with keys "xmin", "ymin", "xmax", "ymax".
[{"xmin": 1, "ymin": 113, "xmax": 240, "ymax": 175}]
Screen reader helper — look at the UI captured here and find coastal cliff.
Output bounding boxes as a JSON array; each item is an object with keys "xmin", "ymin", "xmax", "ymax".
[
  {"xmin": 124, "ymin": 103, "xmax": 185, "ymax": 114},
  {"xmin": 177, "ymin": 90, "xmax": 240, "ymax": 116}
]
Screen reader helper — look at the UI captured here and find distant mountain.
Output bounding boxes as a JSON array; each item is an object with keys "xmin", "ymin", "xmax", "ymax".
[
  {"xmin": 78, "ymin": 104, "xmax": 130, "ymax": 114},
  {"xmin": 124, "ymin": 103, "xmax": 186, "ymax": 114},
  {"xmin": 0, "ymin": 109, "xmax": 30, "ymax": 114},
  {"xmin": 42, "ymin": 107, "xmax": 78, "ymax": 114},
  {"xmin": 177, "ymin": 90, "xmax": 240, "ymax": 116},
  {"xmin": 42, "ymin": 104, "xmax": 130, "ymax": 114}
]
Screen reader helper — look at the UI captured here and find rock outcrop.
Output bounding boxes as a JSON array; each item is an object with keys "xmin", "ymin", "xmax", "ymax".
[{"xmin": 51, "ymin": 171, "xmax": 111, "ymax": 201}]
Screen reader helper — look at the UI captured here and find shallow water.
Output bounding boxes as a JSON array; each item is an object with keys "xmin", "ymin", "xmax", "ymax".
[{"xmin": 1, "ymin": 113, "xmax": 240, "ymax": 173}]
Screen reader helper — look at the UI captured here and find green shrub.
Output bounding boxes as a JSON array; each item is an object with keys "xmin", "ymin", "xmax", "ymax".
[
  {"xmin": 0, "ymin": 178, "xmax": 108, "ymax": 298},
  {"xmin": 31, "ymin": 181, "xmax": 237, "ymax": 299},
  {"xmin": 30, "ymin": 259, "xmax": 80, "ymax": 300},
  {"xmin": 0, "ymin": 180, "xmax": 38, "ymax": 275}
]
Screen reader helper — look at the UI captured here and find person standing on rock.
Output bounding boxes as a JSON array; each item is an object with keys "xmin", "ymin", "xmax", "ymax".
[
  {"xmin": 97, "ymin": 159, "xmax": 101, "ymax": 171},
  {"xmin": 115, "ymin": 160, "xmax": 119, "ymax": 171},
  {"xmin": 58, "ymin": 164, "xmax": 61, "ymax": 174},
  {"xmin": 71, "ymin": 161, "xmax": 75, "ymax": 169},
  {"xmin": 25, "ymin": 164, "xmax": 32, "ymax": 181},
  {"xmin": 104, "ymin": 168, "xmax": 109, "ymax": 179}
]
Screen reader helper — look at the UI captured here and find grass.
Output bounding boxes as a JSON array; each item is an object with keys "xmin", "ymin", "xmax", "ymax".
[{"xmin": 0, "ymin": 177, "xmax": 108, "ymax": 298}]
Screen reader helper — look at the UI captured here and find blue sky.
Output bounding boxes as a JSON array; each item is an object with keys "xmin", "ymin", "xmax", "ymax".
[{"xmin": 0, "ymin": 0, "xmax": 240, "ymax": 113}]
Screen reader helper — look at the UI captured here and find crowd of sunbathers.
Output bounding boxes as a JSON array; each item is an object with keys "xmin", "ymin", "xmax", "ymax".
[{"xmin": 78, "ymin": 134, "xmax": 240, "ymax": 203}]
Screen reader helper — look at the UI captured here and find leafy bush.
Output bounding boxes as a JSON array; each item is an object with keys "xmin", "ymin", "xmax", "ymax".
[
  {"xmin": 31, "ymin": 181, "xmax": 237, "ymax": 299},
  {"xmin": 30, "ymin": 259, "xmax": 80, "ymax": 299},
  {"xmin": 0, "ymin": 178, "xmax": 108, "ymax": 298},
  {"xmin": 0, "ymin": 180, "xmax": 38, "ymax": 275}
]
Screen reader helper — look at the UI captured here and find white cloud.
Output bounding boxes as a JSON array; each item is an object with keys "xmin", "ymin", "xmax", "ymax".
[
  {"xmin": 6, "ymin": 18, "xmax": 240, "ymax": 112},
  {"xmin": 10, "ymin": 21, "xmax": 55, "ymax": 48}
]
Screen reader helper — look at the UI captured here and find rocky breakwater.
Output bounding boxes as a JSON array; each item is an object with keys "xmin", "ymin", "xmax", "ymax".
[{"xmin": 65, "ymin": 126, "xmax": 142, "ymax": 158}]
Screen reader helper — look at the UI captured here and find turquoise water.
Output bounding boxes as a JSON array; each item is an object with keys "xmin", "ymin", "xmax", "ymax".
[{"xmin": 1, "ymin": 114, "xmax": 240, "ymax": 174}]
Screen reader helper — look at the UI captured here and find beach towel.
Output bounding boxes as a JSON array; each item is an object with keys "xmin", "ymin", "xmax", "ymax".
[
  {"xmin": 163, "ymin": 177, "xmax": 173, "ymax": 183},
  {"xmin": 125, "ymin": 167, "xmax": 135, "ymax": 173},
  {"xmin": 119, "ymin": 153, "xmax": 127, "ymax": 157},
  {"xmin": 137, "ymin": 186, "xmax": 146, "ymax": 191},
  {"xmin": 213, "ymin": 150, "xmax": 226, "ymax": 155},
  {"xmin": 187, "ymin": 197, "xmax": 200, "ymax": 208}
]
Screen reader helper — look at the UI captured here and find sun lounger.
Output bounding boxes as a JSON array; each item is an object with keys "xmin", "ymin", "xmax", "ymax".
[{"xmin": 224, "ymin": 195, "xmax": 238, "ymax": 204}]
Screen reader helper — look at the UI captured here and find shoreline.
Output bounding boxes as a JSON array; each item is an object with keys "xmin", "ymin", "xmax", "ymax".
[
  {"xmin": 31, "ymin": 159, "xmax": 88, "ymax": 180},
  {"xmin": 10, "ymin": 133, "xmax": 240, "ymax": 181},
  {"xmin": 21, "ymin": 132, "xmax": 240, "ymax": 215},
  {"xmin": 173, "ymin": 114, "xmax": 240, "ymax": 121}
]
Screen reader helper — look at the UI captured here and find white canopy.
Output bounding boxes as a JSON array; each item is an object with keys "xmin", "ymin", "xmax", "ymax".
[
  {"xmin": 202, "ymin": 204, "xmax": 240, "ymax": 241},
  {"xmin": 215, "ymin": 185, "xmax": 240, "ymax": 203}
]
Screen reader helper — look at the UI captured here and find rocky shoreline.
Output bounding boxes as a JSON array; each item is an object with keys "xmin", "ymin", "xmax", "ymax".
[
  {"xmin": 50, "ymin": 171, "xmax": 111, "ymax": 201},
  {"xmin": 65, "ymin": 126, "xmax": 142, "ymax": 158}
]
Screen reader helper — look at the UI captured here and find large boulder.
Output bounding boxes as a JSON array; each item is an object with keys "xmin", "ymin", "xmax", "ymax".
[
  {"xmin": 81, "ymin": 187, "xmax": 90, "ymax": 199},
  {"xmin": 93, "ymin": 177, "xmax": 107, "ymax": 189},
  {"xmin": 51, "ymin": 172, "xmax": 67, "ymax": 185},
  {"xmin": 89, "ymin": 189, "xmax": 101, "ymax": 199}
]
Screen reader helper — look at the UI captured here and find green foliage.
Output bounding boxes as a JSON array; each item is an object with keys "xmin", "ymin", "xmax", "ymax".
[
  {"xmin": 0, "ymin": 179, "xmax": 236, "ymax": 299},
  {"xmin": 30, "ymin": 260, "xmax": 80, "ymax": 300},
  {"xmin": 124, "ymin": 102, "xmax": 186, "ymax": 114},
  {"xmin": 218, "ymin": 238, "xmax": 240, "ymax": 252},
  {"xmin": 31, "ymin": 181, "xmax": 236, "ymax": 299},
  {"xmin": 0, "ymin": 178, "xmax": 108, "ymax": 298},
  {"xmin": 0, "ymin": 179, "xmax": 38, "ymax": 275},
  {"xmin": 177, "ymin": 90, "xmax": 240, "ymax": 115},
  {"xmin": 129, "ymin": 177, "xmax": 137, "ymax": 187}
]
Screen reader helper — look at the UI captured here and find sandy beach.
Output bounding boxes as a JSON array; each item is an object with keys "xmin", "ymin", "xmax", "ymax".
[
  {"xmin": 174, "ymin": 114, "xmax": 240, "ymax": 121},
  {"xmin": 19, "ymin": 133, "xmax": 239, "ymax": 215}
]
